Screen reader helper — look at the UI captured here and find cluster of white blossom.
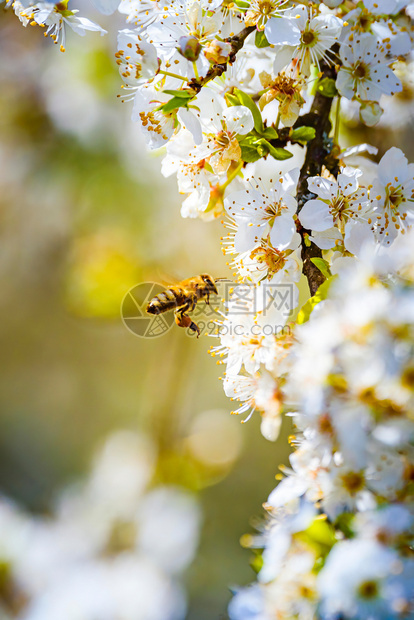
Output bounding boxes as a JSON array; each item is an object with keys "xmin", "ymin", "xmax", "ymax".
[
  {"xmin": 6, "ymin": 0, "xmax": 413, "ymax": 212},
  {"xmin": 4, "ymin": 0, "xmax": 414, "ymax": 617},
  {"xmin": 0, "ymin": 431, "xmax": 200, "ymax": 620},
  {"xmin": 229, "ymin": 234, "xmax": 414, "ymax": 620},
  {"xmin": 213, "ymin": 146, "xmax": 414, "ymax": 445}
]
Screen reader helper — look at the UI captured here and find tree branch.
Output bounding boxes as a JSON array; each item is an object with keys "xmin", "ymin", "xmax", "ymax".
[
  {"xmin": 295, "ymin": 59, "xmax": 338, "ymax": 296},
  {"xmin": 185, "ymin": 30, "xmax": 338, "ymax": 297},
  {"xmin": 187, "ymin": 26, "xmax": 256, "ymax": 93}
]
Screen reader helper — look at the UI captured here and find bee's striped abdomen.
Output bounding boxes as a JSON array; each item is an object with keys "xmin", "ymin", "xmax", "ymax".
[{"xmin": 146, "ymin": 288, "xmax": 183, "ymax": 315}]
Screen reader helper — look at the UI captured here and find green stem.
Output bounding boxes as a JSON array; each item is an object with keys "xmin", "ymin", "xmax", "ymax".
[
  {"xmin": 221, "ymin": 161, "xmax": 243, "ymax": 191},
  {"xmin": 192, "ymin": 62, "xmax": 199, "ymax": 80},
  {"xmin": 158, "ymin": 70, "xmax": 189, "ymax": 81},
  {"xmin": 334, "ymin": 96, "xmax": 341, "ymax": 146},
  {"xmin": 275, "ymin": 109, "xmax": 281, "ymax": 130}
]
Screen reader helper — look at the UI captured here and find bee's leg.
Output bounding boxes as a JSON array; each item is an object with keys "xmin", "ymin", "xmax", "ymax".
[
  {"xmin": 174, "ymin": 294, "xmax": 200, "ymax": 336},
  {"xmin": 174, "ymin": 310, "xmax": 200, "ymax": 337},
  {"xmin": 188, "ymin": 292, "xmax": 197, "ymax": 312},
  {"xmin": 196, "ymin": 284, "xmax": 209, "ymax": 305},
  {"xmin": 176, "ymin": 294, "xmax": 196, "ymax": 316}
]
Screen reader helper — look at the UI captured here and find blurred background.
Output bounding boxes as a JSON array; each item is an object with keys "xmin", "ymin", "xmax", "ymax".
[{"xmin": 0, "ymin": 4, "xmax": 413, "ymax": 619}]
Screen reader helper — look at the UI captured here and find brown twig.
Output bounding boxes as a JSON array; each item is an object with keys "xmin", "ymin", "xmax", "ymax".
[
  {"xmin": 187, "ymin": 26, "xmax": 256, "ymax": 93},
  {"xmin": 295, "ymin": 58, "xmax": 339, "ymax": 296}
]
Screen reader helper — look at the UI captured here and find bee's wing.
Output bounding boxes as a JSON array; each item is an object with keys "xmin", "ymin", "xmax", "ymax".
[
  {"xmin": 144, "ymin": 270, "xmax": 180, "ymax": 288},
  {"xmin": 155, "ymin": 270, "xmax": 181, "ymax": 287}
]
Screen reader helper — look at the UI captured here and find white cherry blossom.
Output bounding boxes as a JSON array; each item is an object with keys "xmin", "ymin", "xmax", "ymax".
[
  {"xmin": 233, "ymin": 238, "xmax": 302, "ymax": 286},
  {"xmin": 116, "ymin": 29, "xmax": 159, "ymax": 89},
  {"xmin": 191, "ymin": 96, "xmax": 254, "ymax": 173},
  {"xmin": 224, "ymin": 169, "xmax": 300, "ymax": 252},
  {"xmin": 298, "ymin": 167, "xmax": 375, "ymax": 253},
  {"xmin": 265, "ymin": 4, "xmax": 342, "ymax": 76},
  {"xmin": 132, "ymin": 83, "xmax": 177, "ymax": 148},
  {"xmin": 240, "ymin": 0, "xmax": 289, "ymax": 31},
  {"xmin": 118, "ymin": 0, "xmax": 175, "ymax": 28},
  {"xmin": 146, "ymin": 1, "xmax": 226, "ymax": 76},
  {"xmin": 370, "ymin": 147, "xmax": 414, "ymax": 245},
  {"xmin": 341, "ymin": 6, "xmax": 412, "ymax": 57},
  {"xmin": 337, "ymin": 34, "xmax": 402, "ymax": 124},
  {"xmin": 162, "ymin": 129, "xmax": 219, "ymax": 219},
  {"xmin": 15, "ymin": 1, "xmax": 106, "ymax": 51}
]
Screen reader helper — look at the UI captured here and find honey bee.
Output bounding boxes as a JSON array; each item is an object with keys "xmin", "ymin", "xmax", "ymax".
[{"xmin": 146, "ymin": 274, "xmax": 218, "ymax": 337}]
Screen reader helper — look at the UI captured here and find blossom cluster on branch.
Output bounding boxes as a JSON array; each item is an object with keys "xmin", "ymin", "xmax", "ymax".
[
  {"xmin": 229, "ymin": 234, "xmax": 414, "ymax": 620},
  {"xmin": 4, "ymin": 0, "xmax": 414, "ymax": 617}
]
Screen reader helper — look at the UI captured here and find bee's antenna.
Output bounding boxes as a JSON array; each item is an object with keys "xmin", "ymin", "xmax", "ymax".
[{"xmin": 214, "ymin": 277, "xmax": 233, "ymax": 283}]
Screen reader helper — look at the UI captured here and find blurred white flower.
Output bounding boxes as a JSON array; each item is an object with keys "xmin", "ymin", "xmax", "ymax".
[
  {"xmin": 318, "ymin": 540, "xmax": 413, "ymax": 620},
  {"xmin": 15, "ymin": 2, "xmax": 107, "ymax": 51},
  {"xmin": 0, "ymin": 431, "xmax": 200, "ymax": 620},
  {"xmin": 370, "ymin": 147, "xmax": 414, "ymax": 245},
  {"xmin": 91, "ymin": 0, "xmax": 121, "ymax": 14}
]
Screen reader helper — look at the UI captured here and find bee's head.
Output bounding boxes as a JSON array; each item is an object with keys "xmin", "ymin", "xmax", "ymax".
[{"xmin": 200, "ymin": 274, "xmax": 218, "ymax": 295}]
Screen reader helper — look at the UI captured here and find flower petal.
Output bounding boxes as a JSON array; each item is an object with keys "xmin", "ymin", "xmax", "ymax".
[
  {"xmin": 224, "ymin": 106, "xmax": 254, "ymax": 135},
  {"xmin": 265, "ymin": 14, "xmax": 301, "ymax": 46},
  {"xmin": 299, "ymin": 199, "xmax": 333, "ymax": 231},
  {"xmin": 269, "ymin": 215, "xmax": 296, "ymax": 250}
]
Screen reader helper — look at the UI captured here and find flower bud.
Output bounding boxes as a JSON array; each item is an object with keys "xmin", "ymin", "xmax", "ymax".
[
  {"xmin": 178, "ymin": 36, "xmax": 202, "ymax": 61},
  {"xmin": 204, "ymin": 40, "xmax": 231, "ymax": 65},
  {"xmin": 360, "ymin": 101, "xmax": 383, "ymax": 127}
]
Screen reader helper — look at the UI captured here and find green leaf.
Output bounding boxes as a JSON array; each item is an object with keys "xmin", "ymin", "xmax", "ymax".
[
  {"xmin": 255, "ymin": 30, "xmax": 271, "ymax": 48},
  {"xmin": 161, "ymin": 97, "xmax": 189, "ymax": 114},
  {"xmin": 305, "ymin": 518, "xmax": 336, "ymax": 549},
  {"xmin": 240, "ymin": 144, "xmax": 262, "ymax": 163},
  {"xmin": 257, "ymin": 143, "xmax": 269, "ymax": 157},
  {"xmin": 290, "ymin": 126, "xmax": 316, "ymax": 144},
  {"xmin": 234, "ymin": 88, "xmax": 264, "ymax": 134},
  {"xmin": 262, "ymin": 126, "xmax": 278, "ymax": 140},
  {"xmin": 234, "ymin": 0, "xmax": 250, "ymax": 7},
  {"xmin": 239, "ymin": 134, "xmax": 260, "ymax": 146},
  {"xmin": 268, "ymin": 145, "xmax": 293, "ymax": 160},
  {"xmin": 317, "ymin": 77, "xmax": 338, "ymax": 98},
  {"xmin": 162, "ymin": 89, "xmax": 193, "ymax": 99},
  {"xmin": 296, "ymin": 276, "xmax": 337, "ymax": 324},
  {"xmin": 260, "ymin": 139, "xmax": 293, "ymax": 160},
  {"xmin": 294, "ymin": 517, "xmax": 336, "ymax": 567},
  {"xmin": 225, "ymin": 93, "xmax": 241, "ymax": 107},
  {"xmin": 335, "ymin": 513, "xmax": 355, "ymax": 539},
  {"xmin": 310, "ymin": 257, "xmax": 332, "ymax": 279}
]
